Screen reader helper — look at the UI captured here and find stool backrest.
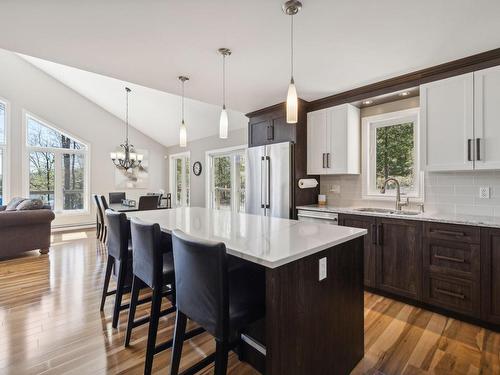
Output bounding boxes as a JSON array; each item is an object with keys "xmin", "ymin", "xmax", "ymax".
[
  {"xmin": 109, "ymin": 192, "xmax": 126, "ymax": 204},
  {"xmin": 171, "ymin": 229, "xmax": 229, "ymax": 340},
  {"xmin": 138, "ymin": 195, "xmax": 159, "ymax": 210},
  {"xmin": 130, "ymin": 218, "xmax": 163, "ymax": 288},
  {"xmin": 98, "ymin": 195, "xmax": 109, "ymax": 210},
  {"xmin": 93, "ymin": 194, "xmax": 104, "ymax": 223},
  {"xmin": 105, "ymin": 209, "xmax": 130, "ymax": 261}
]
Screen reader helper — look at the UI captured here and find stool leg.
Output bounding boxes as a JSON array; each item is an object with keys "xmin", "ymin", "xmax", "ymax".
[
  {"xmin": 214, "ymin": 340, "xmax": 228, "ymax": 375},
  {"xmin": 169, "ymin": 311, "xmax": 187, "ymax": 375},
  {"xmin": 112, "ymin": 260, "xmax": 126, "ymax": 328},
  {"xmin": 100, "ymin": 255, "xmax": 113, "ymax": 311},
  {"xmin": 144, "ymin": 287, "xmax": 162, "ymax": 375},
  {"xmin": 124, "ymin": 276, "xmax": 141, "ymax": 347}
]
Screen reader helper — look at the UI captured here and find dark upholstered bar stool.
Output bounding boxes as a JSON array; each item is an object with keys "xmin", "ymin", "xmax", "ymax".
[
  {"xmin": 126, "ymin": 219, "xmax": 178, "ymax": 375},
  {"xmin": 109, "ymin": 192, "xmax": 126, "ymax": 204},
  {"xmin": 169, "ymin": 230, "xmax": 265, "ymax": 375},
  {"xmin": 100, "ymin": 210, "xmax": 133, "ymax": 328},
  {"xmin": 97, "ymin": 195, "xmax": 109, "ymax": 243},
  {"xmin": 92, "ymin": 194, "xmax": 103, "ymax": 241}
]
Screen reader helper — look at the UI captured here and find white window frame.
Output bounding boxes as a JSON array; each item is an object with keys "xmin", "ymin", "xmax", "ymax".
[
  {"xmin": 205, "ymin": 145, "xmax": 247, "ymax": 212},
  {"xmin": 362, "ymin": 108, "xmax": 422, "ymax": 201},
  {"xmin": 169, "ymin": 151, "xmax": 190, "ymax": 207},
  {"xmin": 0, "ymin": 97, "xmax": 10, "ymax": 205},
  {"xmin": 22, "ymin": 111, "xmax": 91, "ymax": 215}
]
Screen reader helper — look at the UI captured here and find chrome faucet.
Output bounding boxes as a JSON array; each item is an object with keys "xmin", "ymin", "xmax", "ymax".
[{"xmin": 380, "ymin": 178, "xmax": 409, "ymax": 211}]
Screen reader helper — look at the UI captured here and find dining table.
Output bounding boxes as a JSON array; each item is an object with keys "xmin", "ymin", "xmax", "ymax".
[
  {"xmin": 108, "ymin": 203, "xmax": 170, "ymax": 213},
  {"xmin": 126, "ymin": 206, "xmax": 367, "ymax": 375}
]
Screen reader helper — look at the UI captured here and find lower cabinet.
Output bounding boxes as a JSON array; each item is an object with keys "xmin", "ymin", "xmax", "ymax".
[{"xmin": 481, "ymin": 227, "xmax": 500, "ymax": 325}]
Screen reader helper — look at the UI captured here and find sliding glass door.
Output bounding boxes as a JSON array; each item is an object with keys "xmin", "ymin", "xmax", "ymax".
[{"xmin": 170, "ymin": 152, "xmax": 190, "ymax": 207}]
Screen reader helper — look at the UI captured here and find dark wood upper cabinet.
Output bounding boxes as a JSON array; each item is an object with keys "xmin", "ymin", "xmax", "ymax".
[
  {"xmin": 339, "ymin": 214, "xmax": 377, "ymax": 288},
  {"xmin": 375, "ymin": 218, "xmax": 422, "ymax": 300},
  {"xmin": 481, "ymin": 227, "xmax": 500, "ymax": 325}
]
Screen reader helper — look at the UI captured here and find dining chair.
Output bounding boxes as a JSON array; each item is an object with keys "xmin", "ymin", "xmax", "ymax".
[
  {"xmin": 97, "ymin": 195, "xmax": 109, "ymax": 243},
  {"xmin": 138, "ymin": 195, "xmax": 159, "ymax": 210},
  {"xmin": 169, "ymin": 229, "xmax": 265, "ymax": 375},
  {"xmin": 109, "ymin": 192, "xmax": 126, "ymax": 204},
  {"xmin": 92, "ymin": 194, "xmax": 103, "ymax": 240}
]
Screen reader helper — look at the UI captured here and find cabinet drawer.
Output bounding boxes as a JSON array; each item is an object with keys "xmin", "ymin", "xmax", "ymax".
[
  {"xmin": 424, "ymin": 222, "xmax": 480, "ymax": 244},
  {"xmin": 424, "ymin": 239, "xmax": 480, "ymax": 279},
  {"xmin": 424, "ymin": 274, "xmax": 479, "ymax": 318}
]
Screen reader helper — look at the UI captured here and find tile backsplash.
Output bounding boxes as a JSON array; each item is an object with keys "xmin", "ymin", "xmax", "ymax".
[{"xmin": 320, "ymin": 171, "xmax": 500, "ymax": 217}]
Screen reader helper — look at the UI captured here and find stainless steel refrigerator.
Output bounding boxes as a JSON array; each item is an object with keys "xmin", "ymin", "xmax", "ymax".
[{"xmin": 245, "ymin": 142, "xmax": 293, "ymax": 218}]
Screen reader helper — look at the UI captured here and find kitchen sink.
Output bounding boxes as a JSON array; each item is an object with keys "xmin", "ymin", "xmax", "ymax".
[{"xmin": 355, "ymin": 208, "xmax": 420, "ymax": 216}]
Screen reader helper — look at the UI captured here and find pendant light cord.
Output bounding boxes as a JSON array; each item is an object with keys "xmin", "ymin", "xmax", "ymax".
[
  {"xmin": 181, "ymin": 80, "xmax": 185, "ymax": 123},
  {"xmin": 222, "ymin": 54, "xmax": 226, "ymax": 109},
  {"xmin": 125, "ymin": 88, "xmax": 129, "ymax": 144},
  {"xmin": 290, "ymin": 15, "xmax": 294, "ymax": 80}
]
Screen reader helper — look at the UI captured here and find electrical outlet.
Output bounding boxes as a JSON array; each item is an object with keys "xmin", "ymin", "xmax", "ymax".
[
  {"xmin": 479, "ymin": 186, "xmax": 490, "ymax": 199},
  {"xmin": 329, "ymin": 184, "xmax": 341, "ymax": 194},
  {"xmin": 319, "ymin": 257, "xmax": 327, "ymax": 281}
]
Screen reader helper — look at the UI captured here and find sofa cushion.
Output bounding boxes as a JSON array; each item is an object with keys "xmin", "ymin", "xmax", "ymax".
[
  {"xmin": 5, "ymin": 197, "xmax": 27, "ymax": 211},
  {"xmin": 16, "ymin": 199, "xmax": 44, "ymax": 211}
]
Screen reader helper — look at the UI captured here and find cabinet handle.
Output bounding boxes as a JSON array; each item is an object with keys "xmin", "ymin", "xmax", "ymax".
[
  {"xmin": 476, "ymin": 138, "xmax": 481, "ymax": 161},
  {"xmin": 377, "ymin": 224, "xmax": 383, "ymax": 246},
  {"xmin": 435, "ymin": 287, "xmax": 465, "ymax": 300},
  {"xmin": 467, "ymin": 139, "xmax": 472, "ymax": 162},
  {"xmin": 327, "ymin": 153, "xmax": 331, "ymax": 168},
  {"xmin": 434, "ymin": 254, "xmax": 465, "ymax": 263},
  {"xmin": 322, "ymin": 153, "xmax": 326, "ymax": 168},
  {"xmin": 430, "ymin": 229, "xmax": 465, "ymax": 237},
  {"xmin": 371, "ymin": 224, "xmax": 377, "ymax": 245}
]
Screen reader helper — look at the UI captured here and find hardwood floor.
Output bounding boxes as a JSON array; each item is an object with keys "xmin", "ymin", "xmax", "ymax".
[{"xmin": 0, "ymin": 230, "xmax": 499, "ymax": 374}]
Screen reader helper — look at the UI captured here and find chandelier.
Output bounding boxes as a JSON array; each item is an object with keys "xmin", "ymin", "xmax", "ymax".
[{"xmin": 110, "ymin": 87, "xmax": 143, "ymax": 170}]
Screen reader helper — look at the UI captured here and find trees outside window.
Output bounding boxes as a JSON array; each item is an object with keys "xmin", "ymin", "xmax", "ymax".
[
  {"xmin": 170, "ymin": 152, "xmax": 190, "ymax": 207},
  {"xmin": 362, "ymin": 108, "xmax": 421, "ymax": 199},
  {"xmin": 25, "ymin": 114, "xmax": 88, "ymax": 212}
]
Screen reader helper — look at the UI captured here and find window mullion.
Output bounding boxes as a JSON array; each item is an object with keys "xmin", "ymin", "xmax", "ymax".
[{"xmin": 54, "ymin": 151, "xmax": 63, "ymax": 212}]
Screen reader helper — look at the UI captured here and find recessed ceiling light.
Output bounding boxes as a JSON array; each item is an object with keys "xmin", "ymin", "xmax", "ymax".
[
  {"xmin": 362, "ymin": 100, "xmax": 373, "ymax": 105},
  {"xmin": 399, "ymin": 91, "xmax": 411, "ymax": 97}
]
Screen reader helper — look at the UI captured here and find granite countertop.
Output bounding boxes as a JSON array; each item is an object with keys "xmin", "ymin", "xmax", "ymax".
[
  {"xmin": 297, "ymin": 204, "xmax": 500, "ymax": 229},
  {"xmin": 126, "ymin": 207, "xmax": 367, "ymax": 268}
]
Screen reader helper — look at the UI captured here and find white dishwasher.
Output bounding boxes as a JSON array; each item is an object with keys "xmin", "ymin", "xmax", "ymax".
[{"xmin": 297, "ymin": 209, "xmax": 338, "ymax": 225}]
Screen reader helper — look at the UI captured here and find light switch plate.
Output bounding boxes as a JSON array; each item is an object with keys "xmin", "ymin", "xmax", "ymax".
[
  {"xmin": 319, "ymin": 257, "xmax": 327, "ymax": 281},
  {"xmin": 479, "ymin": 186, "xmax": 490, "ymax": 199},
  {"xmin": 329, "ymin": 184, "xmax": 341, "ymax": 194}
]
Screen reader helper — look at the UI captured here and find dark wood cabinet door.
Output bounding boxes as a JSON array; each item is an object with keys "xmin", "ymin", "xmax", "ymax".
[
  {"xmin": 340, "ymin": 214, "xmax": 377, "ymax": 288},
  {"xmin": 376, "ymin": 218, "xmax": 422, "ymax": 300},
  {"xmin": 249, "ymin": 119, "xmax": 273, "ymax": 147},
  {"xmin": 481, "ymin": 228, "xmax": 500, "ymax": 325},
  {"xmin": 272, "ymin": 116, "xmax": 295, "ymax": 144}
]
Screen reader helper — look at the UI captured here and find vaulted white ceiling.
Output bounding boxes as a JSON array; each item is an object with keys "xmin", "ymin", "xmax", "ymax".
[
  {"xmin": 2, "ymin": 0, "xmax": 500, "ymax": 114},
  {"xmin": 20, "ymin": 54, "xmax": 248, "ymax": 147}
]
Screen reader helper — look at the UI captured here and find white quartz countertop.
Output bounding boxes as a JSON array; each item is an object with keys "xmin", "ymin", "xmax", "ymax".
[
  {"xmin": 297, "ymin": 204, "xmax": 500, "ymax": 229},
  {"xmin": 126, "ymin": 207, "xmax": 366, "ymax": 269}
]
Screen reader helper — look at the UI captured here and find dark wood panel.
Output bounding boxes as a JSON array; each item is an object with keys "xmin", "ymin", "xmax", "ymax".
[
  {"xmin": 307, "ymin": 48, "xmax": 500, "ymax": 112},
  {"xmin": 424, "ymin": 222, "xmax": 480, "ymax": 244},
  {"xmin": 340, "ymin": 214, "xmax": 377, "ymax": 288},
  {"xmin": 424, "ymin": 273, "xmax": 479, "ymax": 318},
  {"xmin": 248, "ymin": 119, "xmax": 272, "ymax": 147},
  {"xmin": 481, "ymin": 228, "xmax": 500, "ymax": 325},
  {"xmin": 376, "ymin": 218, "xmax": 422, "ymax": 300},
  {"xmin": 265, "ymin": 237, "xmax": 364, "ymax": 375}
]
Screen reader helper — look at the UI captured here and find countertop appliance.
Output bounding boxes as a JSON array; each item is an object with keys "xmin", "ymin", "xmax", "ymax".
[
  {"xmin": 297, "ymin": 209, "xmax": 339, "ymax": 225},
  {"xmin": 246, "ymin": 142, "xmax": 293, "ymax": 218}
]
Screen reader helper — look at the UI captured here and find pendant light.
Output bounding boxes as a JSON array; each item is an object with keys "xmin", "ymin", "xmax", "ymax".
[
  {"xmin": 178, "ymin": 76, "xmax": 189, "ymax": 147},
  {"xmin": 110, "ymin": 87, "xmax": 143, "ymax": 170},
  {"xmin": 283, "ymin": 0, "xmax": 302, "ymax": 124},
  {"xmin": 218, "ymin": 48, "xmax": 231, "ymax": 139}
]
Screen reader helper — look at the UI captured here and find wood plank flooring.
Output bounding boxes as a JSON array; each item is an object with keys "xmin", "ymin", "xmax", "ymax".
[{"xmin": 0, "ymin": 230, "xmax": 499, "ymax": 374}]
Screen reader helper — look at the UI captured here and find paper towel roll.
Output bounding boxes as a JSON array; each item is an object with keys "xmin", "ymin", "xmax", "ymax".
[{"xmin": 298, "ymin": 178, "xmax": 319, "ymax": 189}]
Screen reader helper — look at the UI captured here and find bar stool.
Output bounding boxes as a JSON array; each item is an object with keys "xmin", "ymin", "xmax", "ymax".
[
  {"xmin": 97, "ymin": 195, "xmax": 109, "ymax": 243},
  {"xmin": 169, "ymin": 229, "xmax": 265, "ymax": 375},
  {"xmin": 126, "ymin": 219, "xmax": 181, "ymax": 375}
]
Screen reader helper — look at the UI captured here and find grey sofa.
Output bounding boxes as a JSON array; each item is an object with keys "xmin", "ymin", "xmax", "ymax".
[{"xmin": 0, "ymin": 204, "xmax": 55, "ymax": 259}]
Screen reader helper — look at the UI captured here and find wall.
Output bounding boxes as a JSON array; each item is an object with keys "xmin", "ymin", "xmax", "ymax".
[
  {"xmin": 0, "ymin": 49, "xmax": 169, "ymax": 227},
  {"xmin": 320, "ymin": 96, "xmax": 500, "ymax": 216},
  {"xmin": 165, "ymin": 128, "xmax": 247, "ymax": 207}
]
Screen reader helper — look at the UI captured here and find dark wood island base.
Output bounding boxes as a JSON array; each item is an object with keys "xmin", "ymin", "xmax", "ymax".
[{"xmin": 241, "ymin": 237, "xmax": 365, "ymax": 375}]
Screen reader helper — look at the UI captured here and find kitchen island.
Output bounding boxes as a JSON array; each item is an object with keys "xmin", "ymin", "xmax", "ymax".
[{"xmin": 127, "ymin": 207, "xmax": 367, "ymax": 375}]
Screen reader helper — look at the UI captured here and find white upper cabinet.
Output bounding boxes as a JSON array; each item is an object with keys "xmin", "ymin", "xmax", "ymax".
[
  {"xmin": 307, "ymin": 104, "xmax": 360, "ymax": 175},
  {"xmin": 474, "ymin": 65, "xmax": 500, "ymax": 170},
  {"xmin": 420, "ymin": 73, "xmax": 474, "ymax": 171}
]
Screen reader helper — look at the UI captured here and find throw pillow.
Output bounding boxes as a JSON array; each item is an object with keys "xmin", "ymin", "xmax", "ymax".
[
  {"xmin": 5, "ymin": 197, "xmax": 27, "ymax": 211},
  {"xmin": 16, "ymin": 199, "xmax": 45, "ymax": 211}
]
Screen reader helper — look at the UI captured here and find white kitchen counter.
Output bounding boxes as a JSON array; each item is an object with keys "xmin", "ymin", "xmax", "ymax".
[
  {"xmin": 297, "ymin": 204, "xmax": 500, "ymax": 229},
  {"xmin": 126, "ymin": 207, "xmax": 366, "ymax": 268}
]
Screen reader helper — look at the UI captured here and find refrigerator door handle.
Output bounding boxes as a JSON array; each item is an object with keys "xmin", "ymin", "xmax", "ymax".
[
  {"xmin": 266, "ymin": 156, "xmax": 271, "ymax": 208},
  {"xmin": 260, "ymin": 156, "xmax": 265, "ymax": 208}
]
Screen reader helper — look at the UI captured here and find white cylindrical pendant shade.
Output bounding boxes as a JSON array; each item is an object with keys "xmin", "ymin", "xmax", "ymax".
[
  {"xmin": 219, "ymin": 108, "xmax": 228, "ymax": 139},
  {"xmin": 179, "ymin": 121, "xmax": 187, "ymax": 147},
  {"xmin": 286, "ymin": 80, "xmax": 298, "ymax": 124}
]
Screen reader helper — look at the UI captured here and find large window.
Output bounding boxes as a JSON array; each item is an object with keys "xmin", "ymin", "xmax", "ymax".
[
  {"xmin": 362, "ymin": 108, "xmax": 421, "ymax": 199},
  {"xmin": 25, "ymin": 114, "xmax": 89, "ymax": 212},
  {"xmin": 0, "ymin": 100, "xmax": 7, "ymax": 205},
  {"xmin": 169, "ymin": 152, "xmax": 190, "ymax": 207},
  {"xmin": 206, "ymin": 146, "xmax": 246, "ymax": 212}
]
